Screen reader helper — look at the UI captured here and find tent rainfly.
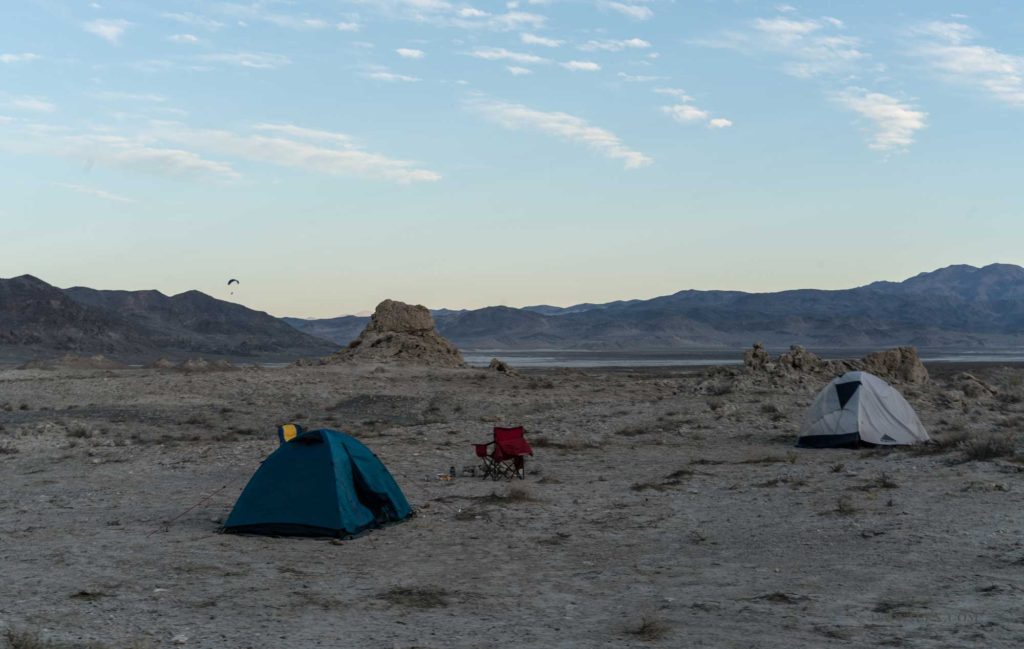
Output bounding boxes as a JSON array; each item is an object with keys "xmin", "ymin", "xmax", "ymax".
[
  {"xmin": 797, "ymin": 371, "xmax": 930, "ymax": 448},
  {"xmin": 224, "ymin": 427, "xmax": 412, "ymax": 537}
]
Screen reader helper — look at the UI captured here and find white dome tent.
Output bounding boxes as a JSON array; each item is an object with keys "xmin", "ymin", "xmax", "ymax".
[{"xmin": 797, "ymin": 371, "xmax": 930, "ymax": 448}]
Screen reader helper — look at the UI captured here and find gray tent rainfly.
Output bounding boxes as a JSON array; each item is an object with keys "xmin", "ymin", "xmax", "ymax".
[{"xmin": 797, "ymin": 371, "xmax": 930, "ymax": 448}]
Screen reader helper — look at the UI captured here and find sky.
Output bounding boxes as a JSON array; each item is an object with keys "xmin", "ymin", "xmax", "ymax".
[{"xmin": 1, "ymin": 1, "xmax": 1023, "ymax": 317}]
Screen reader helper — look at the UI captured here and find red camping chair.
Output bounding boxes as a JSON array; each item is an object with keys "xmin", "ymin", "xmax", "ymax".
[{"xmin": 474, "ymin": 426, "xmax": 533, "ymax": 480}]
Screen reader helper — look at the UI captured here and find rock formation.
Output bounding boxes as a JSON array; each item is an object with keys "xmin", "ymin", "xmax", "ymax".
[
  {"xmin": 488, "ymin": 358, "xmax": 517, "ymax": 374},
  {"xmin": 741, "ymin": 344, "xmax": 929, "ymax": 384},
  {"xmin": 323, "ymin": 300, "xmax": 465, "ymax": 367},
  {"xmin": 18, "ymin": 354, "xmax": 128, "ymax": 370}
]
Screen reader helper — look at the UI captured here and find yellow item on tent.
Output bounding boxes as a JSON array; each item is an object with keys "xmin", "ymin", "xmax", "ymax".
[{"xmin": 278, "ymin": 423, "xmax": 302, "ymax": 444}]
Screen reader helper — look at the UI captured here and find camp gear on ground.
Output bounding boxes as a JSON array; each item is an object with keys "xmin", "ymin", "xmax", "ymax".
[
  {"xmin": 224, "ymin": 427, "xmax": 412, "ymax": 537},
  {"xmin": 474, "ymin": 426, "xmax": 533, "ymax": 480},
  {"xmin": 797, "ymin": 371, "xmax": 930, "ymax": 448}
]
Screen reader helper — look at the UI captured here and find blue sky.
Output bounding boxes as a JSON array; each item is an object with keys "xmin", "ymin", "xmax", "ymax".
[{"xmin": 2, "ymin": 1, "xmax": 1022, "ymax": 317}]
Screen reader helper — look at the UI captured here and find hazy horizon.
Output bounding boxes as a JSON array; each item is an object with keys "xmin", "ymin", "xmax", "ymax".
[
  {"xmin": 4, "ymin": 260, "xmax": 1016, "ymax": 319},
  {"xmin": 3, "ymin": 1, "xmax": 1022, "ymax": 317}
]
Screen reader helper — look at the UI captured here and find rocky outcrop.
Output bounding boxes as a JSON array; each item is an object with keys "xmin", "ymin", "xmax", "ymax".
[
  {"xmin": 740, "ymin": 344, "xmax": 929, "ymax": 384},
  {"xmin": 175, "ymin": 358, "xmax": 238, "ymax": 372},
  {"xmin": 323, "ymin": 300, "xmax": 465, "ymax": 368},
  {"xmin": 743, "ymin": 343, "xmax": 771, "ymax": 371},
  {"xmin": 18, "ymin": 354, "xmax": 128, "ymax": 370},
  {"xmin": 853, "ymin": 347, "xmax": 929, "ymax": 384},
  {"xmin": 950, "ymin": 372, "xmax": 998, "ymax": 399},
  {"xmin": 488, "ymin": 358, "xmax": 517, "ymax": 374}
]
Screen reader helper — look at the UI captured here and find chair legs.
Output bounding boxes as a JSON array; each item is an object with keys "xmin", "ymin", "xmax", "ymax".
[{"xmin": 484, "ymin": 457, "xmax": 525, "ymax": 480}]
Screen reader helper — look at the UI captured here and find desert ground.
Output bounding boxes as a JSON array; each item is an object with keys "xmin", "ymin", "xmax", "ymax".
[{"xmin": 1, "ymin": 359, "xmax": 1023, "ymax": 648}]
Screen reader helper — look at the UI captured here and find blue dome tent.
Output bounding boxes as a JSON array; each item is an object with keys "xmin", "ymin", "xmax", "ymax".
[{"xmin": 224, "ymin": 426, "xmax": 412, "ymax": 537}]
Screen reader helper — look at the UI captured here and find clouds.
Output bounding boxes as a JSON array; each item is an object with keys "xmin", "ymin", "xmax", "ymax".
[
  {"xmin": 833, "ymin": 88, "xmax": 927, "ymax": 151},
  {"xmin": 698, "ymin": 11, "xmax": 929, "ymax": 150},
  {"xmin": 602, "ymin": 2, "xmax": 653, "ymax": 21},
  {"xmin": 521, "ymin": 33, "xmax": 562, "ymax": 48},
  {"xmin": 396, "ymin": 48, "xmax": 426, "ymax": 59},
  {"xmin": 658, "ymin": 90, "xmax": 732, "ymax": 129},
  {"xmin": 83, "ymin": 19, "xmax": 131, "ymax": 44},
  {"xmin": 1, "ymin": 53, "xmax": 41, "ymax": 64},
  {"xmin": 8, "ymin": 97, "xmax": 56, "ymax": 113},
  {"xmin": 151, "ymin": 122, "xmax": 441, "ymax": 183},
  {"xmin": 60, "ymin": 183, "xmax": 136, "ymax": 204},
  {"xmin": 698, "ymin": 15, "xmax": 866, "ymax": 79},
  {"xmin": 913, "ymin": 22, "xmax": 1024, "ymax": 108},
  {"xmin": 748, "ymin": 16, "xmax": 866, "ymax": 78},
  {"xmin": 61, "ymin": 133, "xmax": 242, "ymax": 180},
  {"xmin": 467, "ymin": 96, "xmax": 651, "ymax": 169},
  {"xmin": 362, "ymin": 66, "xmax": 420, "ymax": 82},
  {"xmin": 470, "ymin": 47, "xmax": 548, "ymax": 65},
  {"xmin": 561, "ymin": 60, "xmax": 600, "ymax": 72},
  {"xmin": 579, "ymin": 38, "xmax": 650, "ymax": 52},
  {"xmin": 349, "ymin": 1, "xmax": 546, "ymax": 31},
  {"xmin": 200, "ymin": 52, "xmax": 291, "ymax": 69},
  {"xmin": 1, "ymin": 119, "xmax": 441, "ymax": 184}
]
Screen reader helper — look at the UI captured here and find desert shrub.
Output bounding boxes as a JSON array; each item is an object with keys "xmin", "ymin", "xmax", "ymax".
[
  {"xmin": 616, "ymin": 425, "xmax": 648, "ymax": 437},
  {"xmin": 913, "ymin": 428, "xmax": 971, "ymax": 454},
  {"xmin": 625, "ymin": 616, "xmax": 670, "ymax": 641},
  {"xmin": 959, "ymin": 434, "xmax": 1017, "ymax": 462},
  {"xmin": 66, "ymin": 425, "xmax": 92, "ymax": 439},
  {"xmin": 479, "ymin": 487, "xmax": 536, "ymax": 504},
  {"xmin": 377, "ymin": 586, "xmax": 450, "ymax": 609},
  {"xmin": 4, "ymin": 628, "xmax": 60, "ymax": 649},
  {"xmin": 875, "ymin": 472, "xmax": 899, "ymax": 489},
  {"xmin": 835, "ymin": 496, "xmax": 858, "ymax": 516},
  {"xmin": 705, "ymin": 381, "xmax": 734, "ymax": 396}
]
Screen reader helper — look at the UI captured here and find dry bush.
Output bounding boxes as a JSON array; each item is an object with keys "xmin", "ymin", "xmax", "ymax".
[
  {"xmin": 377, "ymin": 586, "xmax": 450, "ymax": 609},
  {"xmin": 531, "ymin": 435, "xmax": 605, "ymax": 450},
  {"xmin": 5, "ymin": 629, "xmax": 52, "ymax": 649},
  {"xmin": 616, "ymin": 425, "xmax": 648, "ymax": 437},
  {"xmin": 0, "ymin": 444, "xmax": 19, "ymax": 455},
  {"xmin": 829, "ymin": 462, "xmax": 845, "ymax": 473},
  {"xmin": 631, "ymin": 468, "xmax": 695, "ymax": 492},
  {"xmin": 912, "ymin": 428, "xmax": 970, "ymax": 455},
  {"xmin": 66, "ymin": 425, "xmax": 92, "ymax": 439},
  {"xmin": 738, "ymin": 452, "xmax": 797, "ymax": 465},
  {"xmin": 705, "ymin": 381, "xmax": 735, "ymax": 396},
  {"xmin": 625, "ymin": 616, "xmax": 671, "ymax": 641},
  {"xmin": 835, "ymin": 496, "xmax": 858, "ymax": 516},
  {"xmin": 959, "ymin": 434, "xmax": 1018, "ymax": 462},
  {"xmin": 478, "ymin": 487, "xmax": 537, "ymax": 504},
  {"xmin": 873, "ymin": 596, "xmax": 930, "ymax": 618},
  {"xmin": 875, "ymin": 472, "xmax": 899, "ymax": 489}
]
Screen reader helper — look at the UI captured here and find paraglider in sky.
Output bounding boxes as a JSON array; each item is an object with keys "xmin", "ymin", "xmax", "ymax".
[{"xmin": 228, "ymin": 278, "xmax": 239, "ymax": 295}]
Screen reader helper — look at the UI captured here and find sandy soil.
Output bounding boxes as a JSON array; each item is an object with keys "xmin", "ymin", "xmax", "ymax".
[{"xmin": 1, "ymin": 362, "xmax": 1023, "ymax": 648}]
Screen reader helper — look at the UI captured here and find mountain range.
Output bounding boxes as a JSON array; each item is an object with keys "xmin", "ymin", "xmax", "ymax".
[
  {"xmin": 286, "ymin": 264, "xmax": 1024, "ymax": 351},
  {"xmin": 0, "ymin": 275, "xmax": 336, "ymax": 362},
  {"xmin": 3, "ymin": 263, "xmax": 1023, "ymax": 363}
]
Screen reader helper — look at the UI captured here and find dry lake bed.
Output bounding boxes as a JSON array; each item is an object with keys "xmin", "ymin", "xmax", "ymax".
[{"xmin": 1, "ymin": 361, "xmax": 1023, "ymax": 648}]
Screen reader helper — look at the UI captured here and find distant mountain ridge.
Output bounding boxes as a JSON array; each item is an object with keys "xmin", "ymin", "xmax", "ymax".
[
  {"xmin": 5, "ymin": 264, "xmax": 1024, "ymax": 363},
  {"xmin": 0, "ymin": 275, "xmax": 336, "ymax": 362},
  {"xmin": 287, "ymin": 264, "xmax": 1024, "ymax": 350}
]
